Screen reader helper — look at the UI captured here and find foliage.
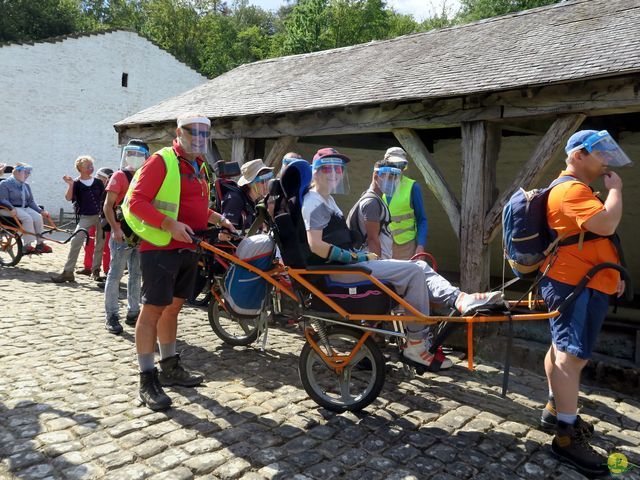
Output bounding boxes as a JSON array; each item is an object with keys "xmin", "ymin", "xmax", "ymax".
[
  {"xmin": 1, "ymin": 0, "xmax": 564, "ymax": 77},
  {"xmin": 457, "ymin": 0, "xmax": 561, "ymax": 22}
]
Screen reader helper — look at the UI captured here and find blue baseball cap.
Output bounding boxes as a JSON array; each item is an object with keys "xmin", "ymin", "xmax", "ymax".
[{"xmin": 565, "ymin": 130, "xmax": 599, "ymax": 154}]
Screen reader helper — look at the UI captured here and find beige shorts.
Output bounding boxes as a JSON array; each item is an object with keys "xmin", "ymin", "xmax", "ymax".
[{"xmin": 391, "ymin": 239, "xmax": 416, "ymax": 261}]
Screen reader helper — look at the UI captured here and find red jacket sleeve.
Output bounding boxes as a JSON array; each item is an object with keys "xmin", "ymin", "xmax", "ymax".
[{"xmin": 128, "ymin": 154, "xmax": 167, "ymax": 228}]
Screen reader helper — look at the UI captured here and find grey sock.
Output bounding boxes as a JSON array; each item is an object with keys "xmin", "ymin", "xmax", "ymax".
[
  {"xmin": 138, "ymin": 352, "xmax": 155, "ymax": 373},
  {"xmin": 158, "ymin": 341, "xmax": 176, "ymax": 360}
]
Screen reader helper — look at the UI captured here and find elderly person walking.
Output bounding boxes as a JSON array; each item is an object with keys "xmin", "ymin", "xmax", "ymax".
[
  {"xmin": 51, "ymin": 155, "xmax": 106, "ymax": 283},
  {"xmin": 0, "ymin": 163, "xmax": 52, "ymax": 254}
]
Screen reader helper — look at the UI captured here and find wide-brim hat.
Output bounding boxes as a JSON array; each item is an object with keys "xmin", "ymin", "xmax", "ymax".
[{"xmin": 237, "ymin": 159, "xmax": 274, "ymax": 186}]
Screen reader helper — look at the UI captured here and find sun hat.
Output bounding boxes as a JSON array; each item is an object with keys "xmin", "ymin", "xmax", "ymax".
[{"xmin": 237, "ymin": 159, "xmax": 274, "ymax": 186}]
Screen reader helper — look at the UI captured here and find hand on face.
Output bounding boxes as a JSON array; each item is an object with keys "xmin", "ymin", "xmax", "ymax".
[{"xmin": 603, "ymin": 171, "xmax": 623, "ymax": 190}]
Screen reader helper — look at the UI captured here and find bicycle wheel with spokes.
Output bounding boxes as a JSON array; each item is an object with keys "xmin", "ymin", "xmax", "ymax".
[
  {"xmin": 208, "ymin": 300, "xmax": 259, "ymax": 346},
  {"xmin": 299, "ymin": 326, "xmax": 385, "ymax": 412},
  {"xmin": 0, "ymin": 229, "xmax": 23, "ymax": 267}
]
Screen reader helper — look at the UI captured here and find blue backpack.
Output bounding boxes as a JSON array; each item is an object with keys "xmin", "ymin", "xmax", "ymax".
[
  {"xmin": 224, "ymin": 234, "xmax": 275, "ymax": 317},
  {"xmin": 502, "ymin": 176, "xmax": 575, "ymax": 278}
]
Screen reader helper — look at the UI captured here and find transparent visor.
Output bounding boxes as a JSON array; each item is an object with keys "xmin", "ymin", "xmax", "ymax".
[
  {"xmin": 14, "ymin": 165, "xmax": 33, "ymax": 176},
  {"xmin": 375, "ymin": 166, "xmax": 401, "ymax": 197},
  {"xmin": 583, "ymin": 131, "xmax": 632, "ymax": 168},
  {"xmin": 250, "ymin": 171, "xmax": 274, "ymax": 197},
  {"xmin": 312, "ymin": 157, "xmax": 349, "ymax": 195},
  {"xmin": 282, "ymin": 156, "xmax": 303, "ymax": 167},
  {"xmin": 120, "ymin": 146, "xmax": 149, "ymax": 171},
  {"xmin": 180, "ymin": 124, "xmax": 210, "ymax": 154}
]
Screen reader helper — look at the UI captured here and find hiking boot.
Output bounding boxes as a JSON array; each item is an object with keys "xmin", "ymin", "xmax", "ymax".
[
  {"xmin": 76, "ymin": 267, "xmax": 91, "ymax": 275},
  {"xmin": 551, "ymin": 420, "xmax": 609, "ymax": 477},
  {"xmin": 541, "ymin": 399, "xmax": 594, "ymax": 438},
  {"xmin": 51, "ymin": 271, "xmax": 75, "ymax": 283},
  {"xmin": 105, "ymin": 314, "xmax": 123, "ymax": 335},
  {"xmin": 402, "ymin": 334, "xmax": 453, "ymax": 372},
  {"xmin": 22, "ymin": 245, "xmax": 37, "ymax": 255},
  {"xmin": 92, "ymin": 270, "xmax": 105, "ymax": 282},
  {"xmin": 455, "ymin": 291, "xmax": 506, "ymax": 316},
  {"xmin": 125, "ymin": 311, "xmax": 139, "ymax": 326},
  {"xmin": 158, "ymin": 354, "xmax": 204, "ymax": 387},
  {"xmin": 35, "ymin": 243, "xmax": 52, "ymax": 253},
  {"xmin": 138, "ymin": 368, "xmax": 172, "ymax": 411}
]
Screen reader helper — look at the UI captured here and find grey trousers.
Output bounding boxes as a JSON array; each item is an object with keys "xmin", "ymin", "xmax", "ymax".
[
  {"xmin": 63, "ymin": 215, "xmax": 105, "ymax": 273},
  {"xmin": 329, "ymin": 259, "xmax": 460, "ymax": 324}
]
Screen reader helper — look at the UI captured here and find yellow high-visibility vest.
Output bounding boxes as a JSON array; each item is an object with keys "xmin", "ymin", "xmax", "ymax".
[
  {"xmin": 122, "ymin": 147, "xmax": 180, "ymax": 247},
  {"xmin": 384, "ymin": 176, "xmax": 416, "ymax": 245}
]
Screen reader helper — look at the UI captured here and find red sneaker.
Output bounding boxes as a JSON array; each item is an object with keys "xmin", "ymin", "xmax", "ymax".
[
  {"xmin": 35, "ymin": 243, "xmax": 53, "ymax": 253},
  {"xmin": 22, "ymin": 245, "xmax": 37, "ymax": 255}
]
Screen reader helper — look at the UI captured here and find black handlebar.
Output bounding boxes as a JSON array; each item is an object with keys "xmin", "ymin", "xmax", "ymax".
[{"xmin": 558, "ymin": 262, "xmax": 633, "ymax": 313}]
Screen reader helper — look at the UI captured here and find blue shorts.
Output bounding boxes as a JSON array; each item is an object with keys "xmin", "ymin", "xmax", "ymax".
[{"xmin": 540, "ymin": 277, "xmax": 610, "ymax": 360}]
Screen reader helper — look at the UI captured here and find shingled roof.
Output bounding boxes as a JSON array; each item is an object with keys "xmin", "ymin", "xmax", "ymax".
[{"xmin": 116, "ymin": 0, "xmax": 640, "ymax": 129}]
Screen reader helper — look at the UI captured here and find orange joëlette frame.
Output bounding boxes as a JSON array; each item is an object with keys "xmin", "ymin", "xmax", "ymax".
[
  {"xmin": 195, "ymin": 239, "xmax": 559, "ymax": 371},
  {"xmin": 0, "ymin": 206, "xmax": 80, "ymax": 244}
]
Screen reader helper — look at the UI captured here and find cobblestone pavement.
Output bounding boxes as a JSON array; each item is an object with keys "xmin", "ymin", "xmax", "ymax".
[{"xmin": 1, "ymin": 246, "xmax": 640, "ymax": 480}]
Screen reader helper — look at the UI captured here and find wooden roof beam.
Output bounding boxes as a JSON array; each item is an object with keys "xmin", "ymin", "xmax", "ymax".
[
  {"xmin": 483, "ymin": 113, "xmax": 586, "ymax": 243},
  {"xmin": 392, "ymin": 128, "xmax": 461, "ymax": 239}
]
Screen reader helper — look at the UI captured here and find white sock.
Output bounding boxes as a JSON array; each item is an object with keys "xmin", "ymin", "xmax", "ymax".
[{"xmin": 557, "ymin": 412, "xmax": 577, "ymax": 425}]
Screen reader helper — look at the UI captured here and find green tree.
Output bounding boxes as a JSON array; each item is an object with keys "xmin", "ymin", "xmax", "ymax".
[
  {"xmin": 278, "ymin": 0, "xmax": 330, "ymax": 55},
  {"xmin": 0, "ymin": 0, "xmax": 83, "ymax": 42},
  {"xmin": 457, "ymin": 0, "xmax": 562, "ymax": 22}
]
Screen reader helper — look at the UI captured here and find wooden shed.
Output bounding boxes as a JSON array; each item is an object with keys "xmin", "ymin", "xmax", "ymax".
[{"xmin": 115, "ymin": 0, "xmax": 640, "ymax": 375}]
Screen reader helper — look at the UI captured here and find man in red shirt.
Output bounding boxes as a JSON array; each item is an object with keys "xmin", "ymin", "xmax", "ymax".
[
  {"xmin": 102, "ymin": 140, "xmax": 149, "ymax": 335},
  {"xmin": 539, "ymin": 130, "xmax": 631, "ymax": 476},
  {"xmin": 126, "ymin": 116, "xmax": 233, "ymax": 410}
]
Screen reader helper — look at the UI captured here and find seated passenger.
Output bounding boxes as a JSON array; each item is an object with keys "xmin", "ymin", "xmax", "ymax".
[
  {"xmin": 302, "ymin": 148, "xmax": 504, "ymax": 370},
  {"xmin": 221, "ymin": 159, "xmax": 273, "ymax": 233},
  {"xmin": 0, "ymin": 163, "xmax": 52, "ymax": 254}
]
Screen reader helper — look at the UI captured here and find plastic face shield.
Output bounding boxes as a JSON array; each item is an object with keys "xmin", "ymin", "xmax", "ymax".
[
  {"xmin": 120, "ymin": 145, "xmax": 149, "ymax": 171},
  {"xmin": 312, "ymin": 157, "xmax": 349, "ymax": 195},
  {"xmin": 180, "ymin": 123, "xmax": 210, "ymax": 154},
  {"xmin": 251, "ymin": 171, "xmax": 274, "ymax": 197},
  {"xmin": 14, "ymin": 165, "xmax": 32, "ymax": 176},
  {"xmin": 571, "ymin": 130, "xmax": 633, "ymax": 168},
  {"xmin": 375, "ymin": 166, "xmax": 401, "ymax": 197},
  {"xmin": 282, "ymin": 156, "xmax": 303, "ymax": 167}
]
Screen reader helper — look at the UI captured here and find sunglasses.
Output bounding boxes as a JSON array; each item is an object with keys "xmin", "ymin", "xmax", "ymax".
[
  {"xmin": 183, "ymin": 127, "xmax": 210, "ymax": 139},
  {"xmin": 318, "ymin": 165, "xmax": 343, "ymax": 174}
]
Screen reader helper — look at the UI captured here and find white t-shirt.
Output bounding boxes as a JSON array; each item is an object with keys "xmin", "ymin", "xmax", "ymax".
[{"xmin": 301, "ymin": 190, "xmax": 343, "ymax": 231}]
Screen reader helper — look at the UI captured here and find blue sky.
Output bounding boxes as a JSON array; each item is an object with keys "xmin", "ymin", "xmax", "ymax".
[{"xmin": 246, "ymin": 0, "xmax": 461, "ymax": 22}]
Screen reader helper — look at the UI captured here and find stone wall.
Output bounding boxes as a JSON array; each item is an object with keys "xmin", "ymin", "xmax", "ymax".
[{"xmin": 0, "ymin": 31, "xmax": 207, "ymax": 214}]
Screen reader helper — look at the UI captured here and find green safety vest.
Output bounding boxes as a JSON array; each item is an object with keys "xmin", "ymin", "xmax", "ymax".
[
  {"xmin": 384, "ymin": 176, "xmax": 416, "ymax": 245},
  {"xmin": 121, "ymin": 147, "xmax": 181, "ymax": 247}
]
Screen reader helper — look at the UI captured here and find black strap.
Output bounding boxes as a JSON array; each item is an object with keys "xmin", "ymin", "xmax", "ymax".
[{"xmin": 558, "ymin": 231, "xmax": 603, "ymax": 246}]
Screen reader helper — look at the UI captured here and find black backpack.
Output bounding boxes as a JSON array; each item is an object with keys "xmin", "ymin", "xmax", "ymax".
[
  {"xmin": 346, "ymin": 191, "xmax": 390, "ymax": 249},
  {"xmin": 99, "ymin": 170, "xmax": 134, "ymax": 234}
]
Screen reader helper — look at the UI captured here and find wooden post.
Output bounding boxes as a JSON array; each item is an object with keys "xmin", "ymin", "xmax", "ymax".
[
  {"xmin": 264, "ymin": 136, "xmax": 299, "ymax": 170},
  {"xmin": 231, "ymin": 137, "xmax": 255, "ymax": 166},
  {"xmin": 392, "ymin": 128, "xmax": 461, "ymax": 239},
  {"xmin": 460, "ymin": 121, "xmax": 501, "ymax": 292},
  {"xmin": 483, "ymin": 113, "xmax": 586, "ymax": 243}
]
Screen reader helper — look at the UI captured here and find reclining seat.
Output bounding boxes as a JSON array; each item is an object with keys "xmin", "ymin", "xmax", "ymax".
[{"xmin": 273, "ymin": 160, "xmax": 396, "ymax": 315}]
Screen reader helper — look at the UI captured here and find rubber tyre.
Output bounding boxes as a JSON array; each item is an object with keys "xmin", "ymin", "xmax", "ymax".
[
  {"xmin": 299, "ymin": 326, "xmax": 385, "ymax": 412},
  {"xmin": 0, "ymin": 230, "xmax": 23, "ymax": 267},
  {"xmin": 208, "ymin": 300, "xmax": 259, "ymax": 346}
]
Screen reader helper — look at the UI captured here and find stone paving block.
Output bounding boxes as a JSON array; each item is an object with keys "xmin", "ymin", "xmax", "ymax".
[
  {"xmin": 145, "ymin": 447, "xmax": 190, "ymax": 471},
  {"xmin": 147, "ymin": 467, "xmax": 194, "ymax": 480},
  {"xmin": 162, "ymin": 428, "xmax": 199, "ymax": 447},
  {"xmin": 97, "ymin": 449, "xmax": 136, "ymax": 470},
  {"xmin": 10, "ymin": 462, "xmax": 54, "ymax": 480},
  {"xmin": 183, "ymin": 452, "xmax": 227, "ymax": 474},
  {"xmin": 104, "ymin": 463, "xmax": 155, "ymax": 480},
  {"xmin": 213, "ymin": 457, "xmax": 252, "ymax": 479}
]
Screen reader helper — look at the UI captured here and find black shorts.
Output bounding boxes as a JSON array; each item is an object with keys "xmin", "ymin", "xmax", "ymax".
[{"xmin": 140, "ymin": 249, "xmax": 199, "ymax": 306}]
